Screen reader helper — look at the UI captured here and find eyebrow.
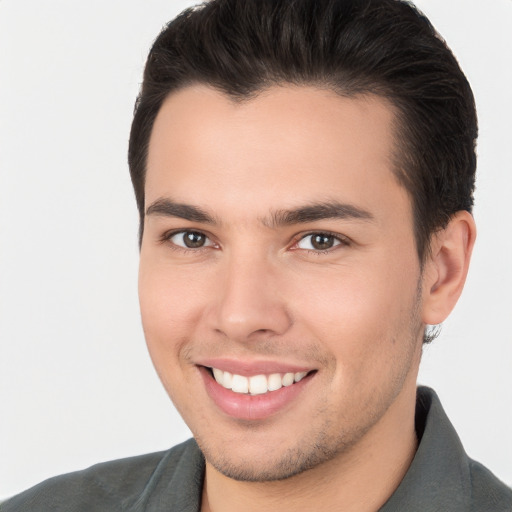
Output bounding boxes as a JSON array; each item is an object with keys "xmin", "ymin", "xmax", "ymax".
[
  {"xmin": 146, "ymin": 198, "xmax": 216, "ymax": 224},
  {"xmin": 266, "ymin": 201, "xmax": 375, "ymax": 227},
  {"xmin": 145, "ymin": 198, "xmax": 374, "ymax": 227}
]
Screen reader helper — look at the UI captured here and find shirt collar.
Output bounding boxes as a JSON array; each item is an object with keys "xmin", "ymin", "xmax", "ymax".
[{"xmin": 379, "ymin": 386, "xmax": 471, "ymax": 511}]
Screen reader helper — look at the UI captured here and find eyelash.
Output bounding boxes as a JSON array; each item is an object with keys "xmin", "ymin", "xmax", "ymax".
[{"xmin": 159, "ymin": 230, "xmax": 350, "ymax": 254}]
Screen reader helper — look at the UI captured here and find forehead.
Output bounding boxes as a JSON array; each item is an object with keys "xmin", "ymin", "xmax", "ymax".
[{"xmin": 145, "ymin": 85, "xmax": 408, "ymax": 223}]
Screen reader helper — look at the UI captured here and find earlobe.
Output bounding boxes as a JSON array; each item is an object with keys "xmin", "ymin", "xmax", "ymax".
[{"xmin": 421, "ymin": 211, "xmax": 476, "ymax": 326}]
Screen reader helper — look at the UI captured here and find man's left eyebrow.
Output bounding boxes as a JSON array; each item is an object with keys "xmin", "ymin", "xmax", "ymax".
[{"xmin": 266, "ymin": 201, "xmax": 375, "ymax": 227}]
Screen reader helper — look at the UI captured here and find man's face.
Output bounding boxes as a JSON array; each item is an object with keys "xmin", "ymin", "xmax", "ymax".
[{"xmin": 139, "ymin": 85, "xmax": 425, "ymax": 481}]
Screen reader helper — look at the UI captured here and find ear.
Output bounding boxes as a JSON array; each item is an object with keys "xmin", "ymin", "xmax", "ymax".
[{"xmin": 421, "ymin": 211, "xmax": 476, "ymax": 325}]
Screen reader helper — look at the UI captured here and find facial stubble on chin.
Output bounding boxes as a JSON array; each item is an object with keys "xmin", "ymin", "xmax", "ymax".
[
  {"xmin": 197, "ymin": 383, "xmax": 405, "ymax": 483},
  {"xmin": 198, "ymin": 360, "xmax": 423, "ymax": 480}
]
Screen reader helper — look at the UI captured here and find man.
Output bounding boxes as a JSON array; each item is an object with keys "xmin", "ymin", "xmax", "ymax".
[{"xmin": 3, "ymin": 0, "xmax": 511, "ymax": 510}]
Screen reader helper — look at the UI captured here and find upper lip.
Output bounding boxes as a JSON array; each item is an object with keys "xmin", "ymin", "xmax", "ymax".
[{"xmin": 197, "ymin": 358, "xmax": 314, "ymax": 376}]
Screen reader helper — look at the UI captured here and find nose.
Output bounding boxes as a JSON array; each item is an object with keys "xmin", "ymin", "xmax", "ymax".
[{"xmin": 207, "ymin": 251, "xmax": 293, "ymax": 342}]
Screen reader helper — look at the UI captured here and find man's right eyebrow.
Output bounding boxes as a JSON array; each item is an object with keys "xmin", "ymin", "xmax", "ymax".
[{"xmin": 145, "ymin": 198, "xmax": 216, "ymax": 224}]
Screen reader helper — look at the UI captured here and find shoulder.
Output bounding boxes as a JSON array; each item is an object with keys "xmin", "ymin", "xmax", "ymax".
[
  {"xmin": 1, "ymin": 439, "xmax": 204, "ymax": 512},
  {"xmin": 381, "ymin": 387, "xmax": 512, "ymax": 512},
  {"xmin": 467, "ymin": 458, "xmax": 512, "ymax": 512}
]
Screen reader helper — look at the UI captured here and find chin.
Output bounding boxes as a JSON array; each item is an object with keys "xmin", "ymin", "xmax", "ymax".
[{"xmin": 194, "ymin": 423, "xmax": 364, "ymax": 483}]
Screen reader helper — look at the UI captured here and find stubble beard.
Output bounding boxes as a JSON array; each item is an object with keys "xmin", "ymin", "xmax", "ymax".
[
  {"xmin": 196, "ymin": 416, "xmax": 375, "ymax": 482},
  {"xmin": 194, "ymin": 285, "xmax": 424, "ymax": 483}
]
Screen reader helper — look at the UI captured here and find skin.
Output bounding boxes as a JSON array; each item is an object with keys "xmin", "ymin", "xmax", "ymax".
[{"xmin": 139, "ymin": 85, "xmax": 475, "ymax": 512}]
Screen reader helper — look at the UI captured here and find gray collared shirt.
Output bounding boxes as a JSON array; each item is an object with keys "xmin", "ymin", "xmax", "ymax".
[{"xmin": 2, "ymin": 387, "xmax": 511, "ymax": 511}]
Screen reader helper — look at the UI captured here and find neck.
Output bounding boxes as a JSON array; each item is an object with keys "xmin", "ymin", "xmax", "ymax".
[{"xmin": 201, "ymin": 382, "xmax": 419, "ymax": 512}]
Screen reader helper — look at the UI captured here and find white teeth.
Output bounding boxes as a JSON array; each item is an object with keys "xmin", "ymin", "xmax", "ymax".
[
  {"xmin": 223, "ymin": 371, "xmax": 233, "ymax": 389},
  {"xmin": 231, "ymin": 374, "xmax": 249, "ymax": 393},
  {"xmin": 294, "ymin": 372, "xmax": 307, "ymax": 382},
  {"xmin": 267, "ymin": 373, "xmax": 283, "ymax": 391},
  {"xmin": 248, "ymin": 375, "xmax": 268, "ymax": 395},
  {"xmin": 212, "ymin": 367, "xmax": 223, "ymax": 384},
  {"xmin": 211, "ymin": 368, "xmax": 310, "ymax": 395},
  {"xmin": 282, "ymin": 372, "xmax": 294, "ymax": 386}
]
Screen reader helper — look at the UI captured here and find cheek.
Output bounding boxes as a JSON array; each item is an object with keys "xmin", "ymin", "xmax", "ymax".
[
  {"xmin": 292, "ymin": 257, "xmax": 420, "ymax": 368},
  {"xmin": 138, "ymin": 260, "xmax": 208, "ymax": 362}
]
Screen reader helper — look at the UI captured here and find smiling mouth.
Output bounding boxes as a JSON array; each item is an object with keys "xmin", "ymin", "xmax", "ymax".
[{"xmin": 207, "ymin": 367, "xmax": 313, "ymax": 396}]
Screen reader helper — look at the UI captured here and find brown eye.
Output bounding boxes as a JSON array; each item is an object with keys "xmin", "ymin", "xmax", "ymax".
[
  {"xmin": 311, "ymin": 234, "xmax": 335, "ymax": 250},
  {"xmin": 296, "ymin": 233, "xmax": 343, "ymax": 251},
  {"xmin": 170, "ymin": 231, "xmax": 212, "ymax": 249},
  {"xmin": 184, "ymin": 232, "xmax": 206, "ymax": 248}
]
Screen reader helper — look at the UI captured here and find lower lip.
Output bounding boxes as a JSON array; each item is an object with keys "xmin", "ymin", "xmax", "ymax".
[{"xmin": 199, "ymin": 367, "xmax": 314, "ymax": 421}]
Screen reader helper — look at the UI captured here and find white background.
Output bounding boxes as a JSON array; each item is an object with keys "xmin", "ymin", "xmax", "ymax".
[{"xmin": 1, "ymin": 0, "xmax": 511, "ymax": 500}]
